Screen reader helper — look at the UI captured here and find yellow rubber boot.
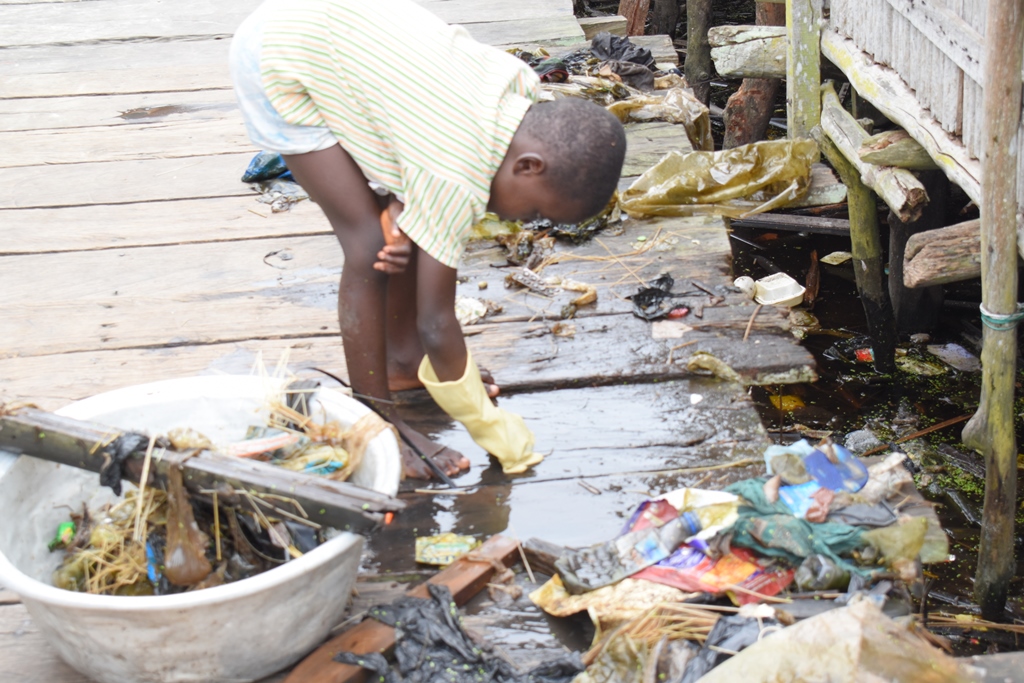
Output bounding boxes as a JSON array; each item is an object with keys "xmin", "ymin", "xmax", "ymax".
[{"xmin": 418, "ymin": 352, "xmax": 544, "ymax": 474}]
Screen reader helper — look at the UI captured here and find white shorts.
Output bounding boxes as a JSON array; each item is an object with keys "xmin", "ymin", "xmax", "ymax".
[{"xmin": 229, "ymin": 2, "xmax": 337, "ymax": 155}]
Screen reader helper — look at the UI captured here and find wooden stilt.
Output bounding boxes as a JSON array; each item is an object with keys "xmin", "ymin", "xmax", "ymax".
[
  {"xmin": 648, "ymin": 0, "xmax": 680, "ymax": 37},
  {"xmin": 685, "ymin": 0, "xmax": 713, "ymax": 104},
  {"xmin": 618, "ymin": 0, "xmax": 651, "ymax": 36},
  {"xmin": 785, "ymin": 0, "xmax": 822, "ymax": 138},
  {"xmin": 887, "ymin": 172, "xmax": 946, "ymax": 333},
  {"xmin": 813, "ymin": 127, "xmax": 897, "ymax": 373},
  {"xmin": 962, "ymin": 0, "xmax": 1024, "ymax": 621}
]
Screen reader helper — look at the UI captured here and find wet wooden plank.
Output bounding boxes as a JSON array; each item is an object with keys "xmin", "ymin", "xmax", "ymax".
[
  {"xmin": 0, "ymin": 153, "xmax": 253, "ymax": 208},
  {"xmin": 622, "ymin": 121, "xmax": 695, "ymax": 176},
  {"xmin": 0, "ymin": 197, "xmax": 331, "ymax": 255},
  {"xmin": 0, "ymin": 89, "xmax": 238, "ymax": 133},
  {"xmin": 0, "ymin": 116, "xmax": 251, "ymax": 168},
  {"xmin": 0, "ymin": 0, "xmax": 577, "ymax": 48}
]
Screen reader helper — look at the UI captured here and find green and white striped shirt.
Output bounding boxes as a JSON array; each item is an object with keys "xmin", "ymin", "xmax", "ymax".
[{"xmin": 260, "ymin": 0, "xmax": 540, "ymax": 268}]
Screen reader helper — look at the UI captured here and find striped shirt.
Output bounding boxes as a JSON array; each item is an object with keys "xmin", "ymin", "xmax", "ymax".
[{"xmin": 259, "ymin": 0, "xmax": 540, "ymax": 268}]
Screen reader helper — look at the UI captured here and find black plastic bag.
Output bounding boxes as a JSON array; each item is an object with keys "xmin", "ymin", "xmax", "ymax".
[
  {"xmin": 679, "ymin": 615, "xmax": 780, "ymax": 683},
  {"xmin": 335, "ymin": 583, "xmax": 584, "ymax": 683},
  {"xmin": 590, "ymin": 32, "xmax": 656, "ymax": 69}
]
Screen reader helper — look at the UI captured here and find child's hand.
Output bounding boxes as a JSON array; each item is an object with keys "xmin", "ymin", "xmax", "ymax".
[{"xmin": 375, "ymin": 200, "xmax": 412, "ymax": 275}]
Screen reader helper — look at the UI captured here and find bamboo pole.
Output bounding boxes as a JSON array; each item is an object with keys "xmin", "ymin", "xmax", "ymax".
[
  {"xmin": 785, "ymin": 0, "xmax": 822, "ymax": 138},
  {"xmin": 962, "ymin": 0, "xmax": 1024, "ymax": 621},
  {"xmin": 812, "ymin": 125, "xmax": 897, "ymax": 373}
]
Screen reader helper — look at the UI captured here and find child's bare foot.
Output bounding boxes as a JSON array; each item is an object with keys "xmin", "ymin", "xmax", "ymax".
[
  {"xmin": 397, "ymin": 426, "xmax": 470, "ymax": 480},
  {"xmin": 387, "ymin": 364, "xmax": 500, "ymax": 398}
]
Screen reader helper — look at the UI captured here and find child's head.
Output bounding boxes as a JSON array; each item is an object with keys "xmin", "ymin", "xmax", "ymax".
[{"xmin": 489, "ymin": 98, "xmax": 626, "ymax": 224}]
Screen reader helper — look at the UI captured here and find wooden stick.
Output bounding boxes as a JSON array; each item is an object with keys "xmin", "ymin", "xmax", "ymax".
[
  {"xmin": 963, "ymin": 0, "xmax": 1024, "ymax": 620},
  {"xmin": 861, "ymin": 414, "xmax": 972, "ymax": 458},
  {"xmin": 743, "ymin": 304, "xmax": 763, "ymax": 341},
  {"xmin": 0, "ymin": 407, "xmax": 402, "ymax": 534}
]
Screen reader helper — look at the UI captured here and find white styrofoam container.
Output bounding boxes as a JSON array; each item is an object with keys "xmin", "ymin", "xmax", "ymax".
[
  {"xmin": 0, "ymin": 376, "xmax": 401, "ymax": 683},
  {"xmin": 753, "ymin": 272, "xmax": 806, "ymax": 307}
]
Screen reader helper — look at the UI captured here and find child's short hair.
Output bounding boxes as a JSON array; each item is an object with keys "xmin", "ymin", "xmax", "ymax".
[{"xmin": 519, "ymin": 98, "xmax": 627, "ymax": 218}]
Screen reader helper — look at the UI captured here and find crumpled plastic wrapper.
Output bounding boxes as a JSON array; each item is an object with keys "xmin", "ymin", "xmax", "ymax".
[
  {"xmin": 620, "ymin": 139, "xmax": 820, "ymax": 219},
  {"xmin": 530, "ymin": 574, "xmax": 696, "ymax": 631},
  {"xmin": 540, "ymin": 75, "xmax": 639, "ymax": 105},
  {"xmin": 607, "ymin": 88, "xmax": 714, "ymax": 151}
]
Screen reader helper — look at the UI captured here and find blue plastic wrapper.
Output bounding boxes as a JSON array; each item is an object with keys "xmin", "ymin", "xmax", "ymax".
[
  {"xmin": 241, "ymin": 151, "xmax": 290, "ymax": 183},
  {"xmin": 804, "ymin": 443, "xmax": 868, "ymax": 492}
]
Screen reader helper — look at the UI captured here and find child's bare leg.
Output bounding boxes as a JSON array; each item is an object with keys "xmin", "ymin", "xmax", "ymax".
[{"xmin": 281, "ymin": 146, "xmax": 468, "ymax": 479}]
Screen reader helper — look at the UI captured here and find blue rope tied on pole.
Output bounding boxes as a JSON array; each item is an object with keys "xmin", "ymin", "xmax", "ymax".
[{"xmin": 979, "ymin": 303, "xmax": 1024, "ymax": 331}]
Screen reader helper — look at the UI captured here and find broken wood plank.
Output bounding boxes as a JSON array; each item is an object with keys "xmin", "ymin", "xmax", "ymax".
[
  {"xmin": 904, "ymin": 219, "xmax": 981, "ymax": 287},
  {"xmin": 710, "ymin": 25, "xmax": 787, "ymax": 79},
  {"xmin": 578, "ymin": 15, "xmax": 628, "ymax": 39},
  {"xmin": 621, "ymin": 120, "xmax": 695, "ymax": 175},
  {"xmin": 789, "ymin": 162, "xmax": 848, "ymax": 208},
  {"xmin": 821, "ymin": 82, "xmax": 928, "ymax": 222},
  {"xmin": 283, "ymin": 534, "xmax": 520, "ymax": 683},
  {"xmin": 0, "ymin": 407, "xmax": 402, "ymax": 532},
  {"xmin": 858, "ymin": 130, "xmax": 940, "ymax": 170}
]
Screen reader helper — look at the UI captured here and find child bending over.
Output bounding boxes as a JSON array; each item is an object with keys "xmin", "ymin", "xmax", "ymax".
[{"xmin": 231, "ymin": 0, "xmax": 626, "ymax": 479}]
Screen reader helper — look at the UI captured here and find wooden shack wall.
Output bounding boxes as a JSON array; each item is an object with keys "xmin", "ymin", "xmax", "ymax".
[{"xmin": 829, "ymin": 0, "xmax": 1024, "ymax": 208}]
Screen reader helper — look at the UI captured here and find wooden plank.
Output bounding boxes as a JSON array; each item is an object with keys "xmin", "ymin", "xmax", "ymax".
[
  {"xmin": 0, "ymin": 89, "xmax": 238, "ymax": 132},
  {"xmin": 399, "ymin": 379, "xmax": 772, "ymax": 484},
  {"xmin": 0, "ymin": 39, "xmax": 231, "ymax": 80},
  {"xmin": 0, "ymin": 0, "xmax": 248, "ymax": 47},
  {"xmin": 904, "ymin": 218, "xmax": 980, "ymax": 287},
  {"xmin": 0, "ymin": 64, "xmax": 232, "ymax": 100},
  {"xmin": 0, "ymin": 116, "xmax": 251, "ymax": 168},
  {"xmin": 0, "ymin": 196, "xmax": 331, "ymax": 255},
  {"xmin": 0, "ymin": 0, "xmax": 577, "ymax": 48},
  {"xmin": 283, "ymin": 534, "xmax": 520, "ymax": 683},
  {"xmin": 0, "ymin": 337, "xmax": 347, "ymax": 412},
  {"xmin": 579, "ymin": 15, "xmax": 628, "ymax": 39},
  {"xmin": 731, "ymin": 212, "xmax": 850, "ymax": 236},
  {"xmin": 709, "ymin": 25, "xmax": 787, "ymax": 79},
  {"xmin": 621, "ymin": 120, "xmax": 695, "ymax": 176},
  {"xmin": 0, "ymin": 153, "xmax": 254, "ymax": 208}
]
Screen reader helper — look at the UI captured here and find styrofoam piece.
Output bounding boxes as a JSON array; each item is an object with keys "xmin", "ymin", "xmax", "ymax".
[
  {"xmin": 733, "ymin": 276, "xmax": 756, "ymax": 298},
  {"xmin": 0, "ymin": 375, "xmax": 401, "ymax": 683},
  {"xmin": 753, "ymin": 272, "xmax": 806, "ymax": 307}
]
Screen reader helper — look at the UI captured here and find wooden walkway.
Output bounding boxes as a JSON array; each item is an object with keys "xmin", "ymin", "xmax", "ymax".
[{"xmin": 0, "ymin": 0, "xmax": 815, "ymax": 680}]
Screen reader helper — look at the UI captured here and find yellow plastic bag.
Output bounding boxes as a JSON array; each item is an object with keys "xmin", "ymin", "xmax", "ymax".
[
  {"xmin": 607, "ymin": 87, "xmax": 714, "ymax": 151},
  {"xmin": 620, "ymin": 139, "xmax": 819, "ymax": 219}
]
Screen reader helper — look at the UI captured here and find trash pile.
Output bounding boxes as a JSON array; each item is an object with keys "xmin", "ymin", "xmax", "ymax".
[
  {"xmin": 49, "ymin": 466, "xmax": 325, "ymax": 596},
  {"xmin": 520, "ymin": 439, "xmax": 973, "ymax": 682},
  {"xmin": 45, "ymin": 387, "xmax": 391, "ymax": 596}
]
